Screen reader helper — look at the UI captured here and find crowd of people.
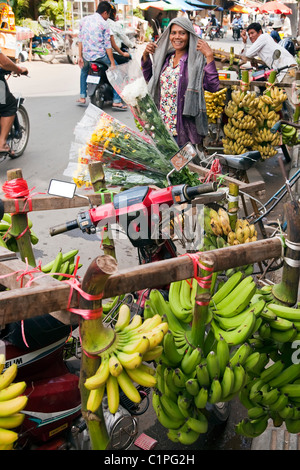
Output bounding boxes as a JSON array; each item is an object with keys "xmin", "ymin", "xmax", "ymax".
[{"xmin": 72, "ymin": 2, "xmax": 297, "ymax": 152}]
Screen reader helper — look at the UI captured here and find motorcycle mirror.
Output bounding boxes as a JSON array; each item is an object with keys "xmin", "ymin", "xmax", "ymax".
[
  {"xmin": 170, "ymin": 142, "xmax": 197, "ymax": 172},
  {"xmin": 271, "ymin": 49, "xmax": 281, "ymax": 68},
  {"xmin": 48, "ymin": 179, "xmax": 92, "ymax": 207},
  {"xmin": 48, "ymin": 179, "xmax": 77, "ymax": 199},
  {"xmin": 167, "ymin": 142, "xmax": 197, "ymax": 185}
]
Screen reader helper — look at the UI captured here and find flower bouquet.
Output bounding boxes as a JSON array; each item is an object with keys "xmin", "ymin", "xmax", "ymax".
[
  {"xmin": 64, "ymin": 103, "xmax": 168, "ymax": 188},
  {"xmin": 106, "ymin": 60, "xmax": 199, "ymax": 186}
]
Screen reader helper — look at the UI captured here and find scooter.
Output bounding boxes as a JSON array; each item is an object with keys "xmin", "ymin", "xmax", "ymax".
[
  {"xmin": 30, "ymin": 34, "xmax": 58, "ymax": 63},
  {"xmin": 86, "ymin": 60, "xmax": 113, "ymax": 109}
]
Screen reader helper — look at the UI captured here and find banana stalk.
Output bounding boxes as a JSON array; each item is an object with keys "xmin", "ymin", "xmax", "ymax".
[
  {"xmin": 190, "ymin": 258, "xmax": 214, "ymax": 349},
  {"xmin": 265, "ymin": 71, "xmax": 277, "ymax": 97},
  {"xmin": 88, "ymin": 162, "xmax": 116, "ymax": 260},
  {"xmin": 5, "ymin": 169, "xmax": 36, "ymax": 267},
  {"xmin": 227, "ymin": 183, "xmax": 239, "ymax": 231},
  {"xmin": 272, "ymin": 200, "xmax": 300, "ymax": 305},
  {"xmin": 79, "ymin": 254, "xmax": 118, "ymax": 450}
]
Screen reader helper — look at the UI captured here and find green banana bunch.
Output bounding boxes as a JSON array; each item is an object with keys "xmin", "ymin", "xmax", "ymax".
[
  {"xmin": 40, "ymin": 249, "xmax": 80, "ymax": 280},
  {"xmin": 168, "ymin": 280, "xmax": 193, "ymax": 323},
  {"xmin": 0, "ymin": 212, "xmax": 39, "ymax": 253},
  {"xmin": 0, "ymin": 356, "xmax": 28, "ymax": 449}
]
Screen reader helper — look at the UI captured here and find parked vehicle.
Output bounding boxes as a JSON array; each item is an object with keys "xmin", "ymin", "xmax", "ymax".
[
  {"xmin": 86, "ymin": 60, "xmax": 114, "ymax": 109},
  {"xmin": 0, "ymin": 70, "xmax": 29, "ymax": 160}
]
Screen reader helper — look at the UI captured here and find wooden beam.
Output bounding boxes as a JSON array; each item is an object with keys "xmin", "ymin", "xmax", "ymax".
[
  {"xmin": 1, "ymin": 192, "xmax": 115, "ymax": 214},
  {"xmin": 188, "ymin": 163, "xmax": 265, "ymax": 195},
  {"xmin": 0, "ymin": 238, "xmax": 283, "ymax": 325},
  {"xmin": 102, "ymin": 238, "xmax": 282, "ymax": 298}
]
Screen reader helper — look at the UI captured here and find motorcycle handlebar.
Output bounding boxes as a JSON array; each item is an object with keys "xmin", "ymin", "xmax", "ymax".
[
  {"xmin": 49, "ymin": 219, "xmax": 79, "ymax": 236},
  {"xmin": 184, "ymin": 182, "xmax": 218, "ymax": 200},
  {"xmin": 271, "ymin": 120, "xmax": 300, "ymax": 133}
]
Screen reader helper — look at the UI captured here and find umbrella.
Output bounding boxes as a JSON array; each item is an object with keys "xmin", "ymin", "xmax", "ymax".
[
  {"xmin": 259, "ymin": 1, "xmax": 292, "ymax": 14},
  {"xmin": 186, "ymin": 0, "xmax": 217, "ymax": 8},
  {"xmin": 138, "ymin": 1, "xmax": 181, "ymax": 10}
]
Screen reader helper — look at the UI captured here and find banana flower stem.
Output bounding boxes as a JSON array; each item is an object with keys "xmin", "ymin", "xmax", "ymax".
[{"xmin": 78, "ymin": 255, "xmax": 118, "ymax": 450}]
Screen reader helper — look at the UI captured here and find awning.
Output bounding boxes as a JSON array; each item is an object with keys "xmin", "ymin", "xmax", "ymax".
[
  {"xmin": 138, "ymin": 1, "xmax": 181, "ymax": 10},
  {"xmin": 165, "ymin": 0, "xmax": 199, "ymax": 10},
  {"xmin": 185, "ymin": 0, "xmax": 217, "ymax": 9},
  {"xmin": 229, "ymin": 4, "xmax": 250, "ymax": 13}
]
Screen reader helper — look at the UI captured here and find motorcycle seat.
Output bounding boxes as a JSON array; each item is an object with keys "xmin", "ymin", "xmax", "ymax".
[{"xmin": 217, "ymin": 150, "xmax": 261, "ymax": 171}]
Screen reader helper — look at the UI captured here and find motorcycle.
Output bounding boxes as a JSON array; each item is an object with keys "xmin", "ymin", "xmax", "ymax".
[
  {"xmin": 232, "ymin": 27, "xmax": 242, "ymax": 41},
  {"xmin": 86, "ymin": 59, "xmax": 114, "ymax": 109},
  {"xmin": 209, "ymin": 25, "xmax": 224, "ymax": 40},
  {"xmin": 30, "ymin": 34, "xmax": 58, "ymax": 63},
  {"xmin": 0, "ymin": 70, "xmax": 30, "ymax": 160}
]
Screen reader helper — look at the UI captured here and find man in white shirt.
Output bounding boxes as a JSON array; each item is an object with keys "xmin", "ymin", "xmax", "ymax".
[
  {"xmin": 280, "ymin": 14, "xmax": 292, "ymax": 37},
  {"xmin": 240, "ymin": 22, "xmax": 296, "ymax": 82}
]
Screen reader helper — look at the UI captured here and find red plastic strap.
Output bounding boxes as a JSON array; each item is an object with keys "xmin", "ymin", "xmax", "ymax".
[
  {"xmin": 202, "ymin": 158, "xmax": 222, "ymax": 183},
  {"xmin": 182, "ymin": 252, "xmax": 213, "ymax": 306},
  {"xmin": 2, "ymin": 178, "xmax": 45, "ymax": 214}
]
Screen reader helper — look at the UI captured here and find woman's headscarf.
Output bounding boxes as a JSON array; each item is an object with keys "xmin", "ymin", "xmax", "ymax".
[{"xmin": 148, "ymin": 17, "xmax": 208, "ymax": 136}]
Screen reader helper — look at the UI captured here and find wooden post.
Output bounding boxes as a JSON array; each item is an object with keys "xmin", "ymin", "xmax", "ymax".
[
  {"xmin": 79, "ymin": 254, "xmax": 118, "ymax": 450},
  {"xmin": 6, "ymin": 169, "xmax": 36, "ymax": 267}
]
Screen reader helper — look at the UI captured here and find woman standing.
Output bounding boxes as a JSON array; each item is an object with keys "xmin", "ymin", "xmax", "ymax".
[{"xmin": 141, "ymin": 17, "xmax": 220, "ymax": 149}]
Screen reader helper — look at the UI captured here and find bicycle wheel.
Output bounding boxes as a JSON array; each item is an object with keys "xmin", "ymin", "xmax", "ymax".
[
  {"xmin": 7, "ymin": 105, "xmax": 30, "ymax": 158},
  {"xmin": 40, "ymin": 44, "xmax": 56, "ymax": 63}
]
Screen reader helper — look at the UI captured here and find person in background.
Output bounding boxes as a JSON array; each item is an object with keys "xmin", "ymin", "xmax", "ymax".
[
  {"xmin": 141, "ymin": 17, "xmax": 219, "ymax": 151},
  {"xmin": 152, "ymin": 12, "xmax": 163, "ymax": 40},
  {"xmin": 270, "ymin": 21, "xmax": 295, "ymax": 56},
  {"xmin": 76, "ymin": 1, "xmax": 127, "ymax": 110},
  {"xmin": 222, "ymin": 14, "xmax": 230, "ymax": 37},
  {"xmin": 240, "ymin": 22, "xmax": 296, "ymax": 81},
  {"xmin": 281, "ymin": 13, "xmax": 292, "ymax": 37},
  {"xmin": 107, "ymin": 4, "xmax": 134, "ymax": 64},
  {"xmin": 192, "ymin": 18, "xmax": 201, "ymax": 36},
  {"xmin": 0, "ymin": 51, "xmax": 27, "ymax": 155}
]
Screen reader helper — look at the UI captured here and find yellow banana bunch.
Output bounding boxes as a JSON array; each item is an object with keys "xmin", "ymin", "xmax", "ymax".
[
  {"xmin": 0, "ymin": 356, "xmax": 28, "ymax": 449},
  {"xmin": 222, "ymin": 138, "xmax": 247, "ymax": 156},
  {"xmin": 224, "ymin": 101, "xmax": 239, "ymax": 118},
  {"xmin": 268, "ymin": 86, "xmax": 288, "ymax": 111},
  {"xmin": 204, "ymin": 88, "xmax": 227, "ymax": 123},
  {"xmin": 252, "ymin": 143, "xmax": 278, "ymax": 159},
  {"xmin": 231, "ymin": 88, "xmax": 246, "ymax": 107},
  {"xmin": 227, "ymin": 219, "xmax": 257, "ymax": 245},
  {"xmin": 84, "ymin": 306, "xmax": 167, "ymax": 414}
]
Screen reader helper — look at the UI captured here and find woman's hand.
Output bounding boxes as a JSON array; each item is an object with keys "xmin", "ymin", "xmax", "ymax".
[
  {"xmin": 196, "ymin": 39, "xmax": 214, "ymax": 63},
  {"xmin": 143, "ymin": 42, "xmax": 157, "ymax": 60}
]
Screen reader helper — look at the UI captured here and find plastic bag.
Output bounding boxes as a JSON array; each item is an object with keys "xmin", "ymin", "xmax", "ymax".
[
  {"xmin": 64, "ymin": 104, "xmax": 169, "ymax": 188},
  {"xmin": 106, "ymin": 60, "xmax": 180, "ymax": 158}
]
